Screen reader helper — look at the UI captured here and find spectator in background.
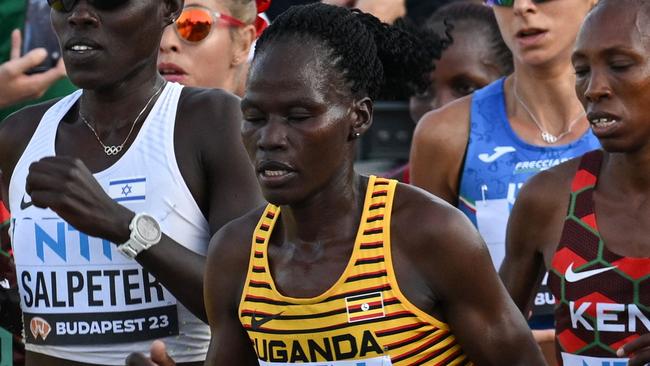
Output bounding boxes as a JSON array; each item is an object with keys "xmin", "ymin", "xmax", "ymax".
[
  {"xmin": 158, "ymin": 0, "xmax": 266, "ymax": 96},
  {"xmin": 0, "ymin": 0, "xmax": 75, "ymax": 121},
  {"xmin": 410, "ymin": 0, "xmax": 601, "ymax": 364},
  {"xmin": 0, "ymin": 29, "xmax": 66, "ymax": 109}
]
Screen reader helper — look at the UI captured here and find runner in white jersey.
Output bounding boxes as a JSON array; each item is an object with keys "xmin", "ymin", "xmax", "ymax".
[{"xmin": 0, "ymin": 0, "xmax": 262, "ymax": 365}]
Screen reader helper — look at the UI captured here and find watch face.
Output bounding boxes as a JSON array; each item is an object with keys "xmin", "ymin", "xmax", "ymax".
[{"xmin": 137, "ymin": 216, "xmax": 161, "ymax": 242}]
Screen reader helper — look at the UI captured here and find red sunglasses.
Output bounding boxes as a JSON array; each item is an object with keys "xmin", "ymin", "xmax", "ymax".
[
  {"xmin": 174, "ymin": 1, "xmax": 270, "ymax": 44},
  {"xmin": 175, "ymin": 5, "xmax": 246, "ymax": 43}
]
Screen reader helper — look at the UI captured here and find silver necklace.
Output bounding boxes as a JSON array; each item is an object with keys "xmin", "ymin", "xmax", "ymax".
[
  {"xmin": 80, "ymin": 82, "xmax": 166, "ymax": 156},
  {"xmin": 512, "ymin": 78, "xmax": 585, "ymax": 144}
]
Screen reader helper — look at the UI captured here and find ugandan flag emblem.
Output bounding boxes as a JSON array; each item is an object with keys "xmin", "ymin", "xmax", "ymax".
[{"xmin": 345, "ymin": 292, "xmax": 385, "ymax": 323}]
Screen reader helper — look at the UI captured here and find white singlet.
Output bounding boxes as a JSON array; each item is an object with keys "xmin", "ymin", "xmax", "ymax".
[{"xmin": 9, "ymin": 82, "xmax": 210, "ymax": 364}]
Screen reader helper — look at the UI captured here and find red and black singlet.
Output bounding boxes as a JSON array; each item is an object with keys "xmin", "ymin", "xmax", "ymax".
[{"xmin": 548, "ymin": 150, "xmax": 650, "ymax": 366}]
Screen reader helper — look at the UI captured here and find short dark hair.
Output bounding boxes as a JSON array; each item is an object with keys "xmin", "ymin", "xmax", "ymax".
[
  {"xmin": 254, "ymin": 3, "xmax": 443, "ymax": 100},
  {"xmin": 427, "ymin": 2, "xmax": 513, "ymax": 75}
]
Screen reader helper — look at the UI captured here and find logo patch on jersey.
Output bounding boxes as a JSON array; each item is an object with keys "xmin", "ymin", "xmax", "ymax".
[
  {"xmin": 251, "ymin": 311, "xmax": 284, "ymax": 330},
  {"xmin": 346, "ymin": 292, "xmax": 385, "ymax": 323},
  {"xmin": 30, "ymin": 317, "xmax": 52, "ymax": 340},
  {"xmin": 20, "ymin": 194, "xmax": 34, "ymax": 210},
  {"xmin": 565, "ymin": 263, "xmax": 617, "ymax": 283},
  {"xmin": 478, "ymin": 146, "xmax": 516, "ymax": 163},
  {"xmin": 109, "ymin": 177, "xmax": 146, "ymax": 203}
]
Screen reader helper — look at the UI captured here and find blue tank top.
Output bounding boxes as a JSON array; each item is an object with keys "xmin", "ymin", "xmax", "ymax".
[{"xmin": 458, "ymin": 78, "xmax": 600, "ymax": 269}]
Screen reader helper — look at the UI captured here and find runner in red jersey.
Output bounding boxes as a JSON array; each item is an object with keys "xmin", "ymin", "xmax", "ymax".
[{"xmin": 500, "ymin": 1, "xmax": 650, "ymax": 365}]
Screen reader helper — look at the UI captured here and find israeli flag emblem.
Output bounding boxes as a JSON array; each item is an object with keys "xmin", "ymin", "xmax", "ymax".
[{"xmin": 109, "ymin": 177, "xmax": 146, "ymax": 203}]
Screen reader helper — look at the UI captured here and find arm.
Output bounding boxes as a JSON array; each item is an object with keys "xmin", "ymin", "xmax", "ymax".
[
  {"xmin": 0, "ymin": 29, "xmax": 66, "ymax": 108},
  {"xmin": 22, "ymin": 89, "xmax": 263, "ymax": 322},
  {"xmin": 203, "ymin": 217, "xmax": 260, "ymax": 366},
  {"xmin": 133, "ymin": 89, "xmax": 263, "ymax": 321},
  {"xmin": 498, "ymin": 165, "xmax": 574, "ymax": 314},
  {"xmin": 393, "ymin": 187, "xmax": 546, "ymax": 365},
  {"xmin": 409, "ymin": 97, "xmax": 471, "ymax": 205},
  {"xmin": 430, "ymin": 212, "xmax": 546, "ymax": 365},
  {"xmin": 125, "ymin": 215, "xmax": 261, "ymax": 366}
]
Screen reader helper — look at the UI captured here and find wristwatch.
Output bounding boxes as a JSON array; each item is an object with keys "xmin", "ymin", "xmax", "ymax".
[{"xmin": 118, "ymin": 213, "xmax": 162, "ymax": 259}]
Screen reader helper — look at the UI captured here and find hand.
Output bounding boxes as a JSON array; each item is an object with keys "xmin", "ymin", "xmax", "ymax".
[
  {"xmin": 0, "ymin": 29, "xmax": 66, "ymax": 108},
  {"xmin": 617, "ymin": 333, "xmax": 650, "ymax": 366},
  {"xmin": 354, "ymin": 0, "xmax": 406, "ymax": 24},
  {"xmin": 126, "ymin": 340, "xmax": 176, "ymax": 366},
  {"xmin": 25, "ymin": 156, "xmax": 134, "ymax": 244}
]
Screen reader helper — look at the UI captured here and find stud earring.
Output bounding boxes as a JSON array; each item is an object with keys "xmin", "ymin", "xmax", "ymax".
[{"xmin": 353, "ymin": 132, "xmax": 361, "ymax": 139}]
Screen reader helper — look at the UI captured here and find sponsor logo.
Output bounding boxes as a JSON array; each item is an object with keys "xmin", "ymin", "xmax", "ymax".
[
  {"xmin": 513, "ymin": 158, "xmax": 569, "ymax": 174},
  {"xmin": 20, "ymin": 194, "xmax": 34, "ymax": 210},
  {"xmin": 251, "ymin": 311, "xmax": 284, "ymax": 331},
  {"xmin": 32, "ymin": 220, "xmax": 114, "ymax": 262},
  {"xmin": 345, "ymin": 292, "xmax": 385, "ymax": 323},
  {"xmin": 569, "ymin": 302, "xmax": 650, "ymax": 332},
  {"xmin": 478, "ymin": 146, "xmax": 516, "ymax": 163},
  {"xmin": 565, "ymin": 263, "xmax": 617, "ymax": 283},
  {"xmin": 30, "ymin": 317, "xmax": 52, "ymax": 340},
  {"xmin": 0, "ymin": 278, "xmax": 9, "ymax": 289}
]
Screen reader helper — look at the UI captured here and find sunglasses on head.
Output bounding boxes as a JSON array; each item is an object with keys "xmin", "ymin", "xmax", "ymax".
[
  {"xmin": 47, "ymin": 0, "xmax": 128, "ymax": 12},
  {"xmin": 174, "ymin": 5, "xmax": 246, "ymax": 43},
  {"xmin": 485, "ymin": 0, "xmax": 551, "ymax": 6}
]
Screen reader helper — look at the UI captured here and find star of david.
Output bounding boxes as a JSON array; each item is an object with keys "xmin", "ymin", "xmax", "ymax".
[{"xmin": 121, "ymin": 184, "xmax": 133, "ymax": 196}]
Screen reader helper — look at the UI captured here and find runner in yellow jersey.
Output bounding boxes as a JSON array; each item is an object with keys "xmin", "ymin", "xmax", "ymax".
[{"xmin": 128, "ymin": 4, "xmax": 545, "ymax": 366}]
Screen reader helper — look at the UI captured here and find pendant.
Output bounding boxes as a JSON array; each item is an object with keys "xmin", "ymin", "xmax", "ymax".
[
  {"xmin": 104, "ymin": 145, "xmax": 123, "ymax": 156},
  {"xmin": 541, "ymin": 132, "xmax": 558, "ymax": 144}
]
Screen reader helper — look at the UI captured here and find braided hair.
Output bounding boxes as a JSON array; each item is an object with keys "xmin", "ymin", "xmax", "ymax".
[
  {"xmin": 254, "ymin": 3, "xmax": 443, "ymax": 100},
  {"xmin": 426, "ymin": 3, "xmax": 513, "ymax": 75}
]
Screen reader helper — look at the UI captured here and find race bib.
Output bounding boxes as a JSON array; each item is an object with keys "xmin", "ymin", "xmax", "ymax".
[
  {"xmin": 561, "ymin": 352, "xmax": 628, "ymax": 366},
  {"xmin": 476, "ymin": 198, "xmax": 509, "ymax": 268},
  {"xmin": 13, "ymin": 216, "xmax": 178, "ymax": 345}
]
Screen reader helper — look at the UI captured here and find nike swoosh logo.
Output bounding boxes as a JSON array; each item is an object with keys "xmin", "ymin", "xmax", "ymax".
[
  {"xmin": 251, "ymin": 311, "xmax": 283, "ymax": 330},
  {"xmin": 20, "ymin": 195, "xmax": 33, "ymax": 210},
  {"xmin": 565, "ymin": 263, "xmax": 617, "ymax": 283},
  {"xmin": 478, "ymin": 146, "xmax": 516, "ymax": 163},
  {"xmin": 0, "ymin": 279, "xmax": 9, "ymax": 289}
]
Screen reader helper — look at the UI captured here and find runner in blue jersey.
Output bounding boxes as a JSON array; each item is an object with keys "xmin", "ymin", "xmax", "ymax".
[{"xmin": 410, "ymin": 0, "xmax": 599, "ymax": 364}]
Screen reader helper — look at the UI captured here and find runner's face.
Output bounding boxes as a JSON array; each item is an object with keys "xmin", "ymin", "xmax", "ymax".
[
  {"xmin": 51, "ymin": 0, "xmax": 171, "ymax": 88},
  {"xmin": 241, "ymin": 39, "xmax": 358, "ymax": 205},
  {"xmin": 158, "ymin": 0, "xmax": 241, "ymax": 91},
  {"xmin": 409, "ymin": 24, "xmax": 504, "ymax": 123},
  {"xmin": 493, "ymin": 0, "xmax": 594, "ymax": 67},
  {"xmin": 573, "ymin": 2, "xmax": 650, "ymax": 153}
]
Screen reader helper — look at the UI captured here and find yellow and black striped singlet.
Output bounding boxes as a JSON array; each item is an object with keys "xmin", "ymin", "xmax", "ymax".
[{"xmin": 238, "ymin": 176, "xmax": 472, "ymax": 366}]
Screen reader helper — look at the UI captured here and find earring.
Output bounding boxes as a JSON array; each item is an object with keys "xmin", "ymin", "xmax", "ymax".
[{"xmin": 353, "ymin": 132, "xmax": 361, "ymax": 139}]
